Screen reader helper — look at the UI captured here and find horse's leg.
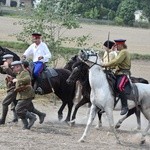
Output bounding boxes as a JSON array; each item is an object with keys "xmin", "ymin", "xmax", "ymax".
[
  {"xmin": 95, "ymin": 110, "xmax": 103, "ymax": 129},
  {"xmin": 134, "ymin": 108, "xmax": 141, "ymax": 130},
  {"xmin": 78, "ymin": 104, "xmax": 97, "ymax": 142},
  {"xmin": 140, "ymin": 106, "xmax": 150, "ymax": 144},
  {"xmin": 65, "ymin": 101, "xmax": 74, "ymax": 122},
  {"xmin": 74, "ymin": 81, "xmax": 82, "ymax": 102},
  {"xmin": 105, "ymin": 108, "xmax": 120, "ymax": 144},
  {"xmin": 115, "ymin": 107, "xmax": 140, "ymax": 129},
  {"xmin": 58, "ymin": 102, "xmax": 67, "ymax": 121},
  {"xmin": 70, "ymin": 97, "xmax": 90, "ymax": 126},
  {"xmin": 140, "ymin": 121, "xmax": 150, "ymax": 144}
]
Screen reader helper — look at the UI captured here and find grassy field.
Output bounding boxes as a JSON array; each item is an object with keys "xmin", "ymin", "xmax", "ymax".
[{"xmin": 0, "ymin": 16, "xmax": 150, "ymax": 55}]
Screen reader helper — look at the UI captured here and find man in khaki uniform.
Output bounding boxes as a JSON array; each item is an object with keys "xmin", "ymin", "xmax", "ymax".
[
  {"xmin": 102, "ymin": 39, "xmax": 131, "ymax": 115},
  {"xmin": 11, "ymin": 61, "xmax": 45, "ymax": 129},
  {"xmin": 0, "ymin": 54, "xmax": 18, "ymax": 124}
]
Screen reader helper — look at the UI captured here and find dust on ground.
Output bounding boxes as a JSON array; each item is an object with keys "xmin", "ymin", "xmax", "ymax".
[{"xmin": 0, "ymin": 92, "xmax": 149, "ymax": 150}]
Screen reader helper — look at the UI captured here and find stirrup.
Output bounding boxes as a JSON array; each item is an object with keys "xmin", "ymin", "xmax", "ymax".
[{"xmin": 35, "ymin": 87, "xmax": 43, "ymax": 95}]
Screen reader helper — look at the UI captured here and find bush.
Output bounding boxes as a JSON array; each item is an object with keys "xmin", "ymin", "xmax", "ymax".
[{"xmin": 133, "ymin": 21, "xmax": 150, "ymax": 29}]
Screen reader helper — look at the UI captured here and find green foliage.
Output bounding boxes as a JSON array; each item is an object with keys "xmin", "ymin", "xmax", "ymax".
[
  {"xmin": 14, "ymin": 0, "xmax": 92, "ymax": 66},
  {"xmin": 131, "ymin": 53, "xmax": 150, "ymax": 60},
  {"xmin": 0, "ymin": 41, "xmax": 29, "ymax": 52},
  {"xmin": 114, "ymin": 16, "xmax": 124, "ymax": 26},
  {"xmin": 116, "ymin": 0, "xmax": 138, "ymax": 26}
]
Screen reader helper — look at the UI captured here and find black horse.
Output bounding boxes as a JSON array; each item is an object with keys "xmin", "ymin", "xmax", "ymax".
[
  {"xmin": 65, "ymin": 55, "xmax": 149, "ymax": 129},
  {"xmin": 0, "ymin": 47, "xmax": 76, "ymax": 122},
  {"xmin": 31, "ymin": 65, "xmax": 76, "ymax": 122}
]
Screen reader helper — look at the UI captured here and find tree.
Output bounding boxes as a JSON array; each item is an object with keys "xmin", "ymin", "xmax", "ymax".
[
  {"xmin": 16, "ymin": 0, "xmax": 91, "ymax": 65},
  {"xmin": 115, "ymin": 0, "xmax": 138, "ymax": 26},
  {"xmin": 137, "ymin": 0, "xmax": 150, "ymax": 21}
]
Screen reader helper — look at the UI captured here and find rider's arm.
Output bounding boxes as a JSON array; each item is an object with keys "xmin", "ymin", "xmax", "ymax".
[{"xmin": 103, "ymin": 50, "xmax": 126, "ymax": 67}]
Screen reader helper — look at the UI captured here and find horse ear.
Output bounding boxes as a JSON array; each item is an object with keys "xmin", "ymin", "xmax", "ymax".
[{"xmin": 81, "ymin": 49, "xmax": 84, "ymax": 53}]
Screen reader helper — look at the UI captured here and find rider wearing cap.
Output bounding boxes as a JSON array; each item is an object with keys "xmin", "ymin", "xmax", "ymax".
[
  {"xmin": 0, "ymin": 54, "xmax": 18, "ymax": 124},
  {"xmin": 22, "ymin": 33, "xmax": 52, "ymax": 94},
  {"xmin": 11, "ymin": 61, "xmax": 46, "ymax": 129},
  {"xmin": 102, "ymin": 40, "xmax": 117, "ymax": 63},
  {"xmin": 102, "ymin": 39, "xmax": 131, "ymax": 115}
]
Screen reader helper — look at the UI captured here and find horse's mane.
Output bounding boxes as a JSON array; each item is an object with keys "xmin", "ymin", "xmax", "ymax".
[{"xmin": 0, "ymin": 46, "xmax": 20, "ymax": 65}]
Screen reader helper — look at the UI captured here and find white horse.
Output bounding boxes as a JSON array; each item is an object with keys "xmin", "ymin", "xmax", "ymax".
[{"xmin": 78, "ymin": 49, "xmax": 150, "ymax": 144}]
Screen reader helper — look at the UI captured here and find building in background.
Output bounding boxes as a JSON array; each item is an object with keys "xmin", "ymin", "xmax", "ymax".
[
  {"xmin": 0, "ymin": 0, "xmax": 33, "ymax": 7},
  {"xmin": 134, "ymin": 10, "xmax": 149, "ymax": 23}
]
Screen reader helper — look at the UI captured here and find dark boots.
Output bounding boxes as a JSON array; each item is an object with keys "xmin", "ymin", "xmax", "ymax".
[
  {"xmin": 32, "ymin": 108, "xmax": 46, "ymax": 124},
  {"xmin": 35, "ymin": 76, "xmax": 43, "ymax": 95},
  {"xmin": 0, "ymin": 106, "xmax": 8, "ymax": 124},
  {"xmin": 11, "ymin": 109, "xmax": 18, "ymax": 123},
  {"xmin": 21, "ymin": 118, "xmax": 29, "ymax": 130},
  {"xmin": 119, "ymin": 92, "xmax": 128, "ymax": 115},
  {"xmin": 26, "ymin": 111, "xmax": 37, "ymax": 129}
]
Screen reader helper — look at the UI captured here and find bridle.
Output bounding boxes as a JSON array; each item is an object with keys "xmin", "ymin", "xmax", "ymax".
[{"xmin": 80, "ymin": 49, "xmax": 102, "ymax": 68}]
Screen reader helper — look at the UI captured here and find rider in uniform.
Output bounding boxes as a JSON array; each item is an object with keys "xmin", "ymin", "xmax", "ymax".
[{"xmin": 102, "ymin": 39, "xmax": 131, "ymax": 115}]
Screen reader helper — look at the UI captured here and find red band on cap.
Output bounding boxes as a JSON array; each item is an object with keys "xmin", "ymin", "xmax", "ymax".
[{"xmin": 115, "ymin": 42, "xmax": 125, "ymax": 45}]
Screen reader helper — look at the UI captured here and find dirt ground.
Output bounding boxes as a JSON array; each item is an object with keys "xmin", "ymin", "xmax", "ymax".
[{"xmin": 0, "ymin": 16, "xmax": 150, "ymax": 150}]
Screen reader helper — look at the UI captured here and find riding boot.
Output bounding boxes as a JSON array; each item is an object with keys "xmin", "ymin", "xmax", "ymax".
[
  {"xmin": 35, "ymin": 76, "xmax": 43, "ymax": 95},
  {"xmin": 11, "ymin": 109, "xmax": 18, "ymax": 123},
  {"xmin": 21, "ymin": 118, "xmax": 29, "ymax": 130},
  {"xmin": 119, "ymin": 92, "xmax": 128, "ymax": 115},
  {"xmin": 32, "ymin": 108, "xmax": 46, "ymax": 124},
  {"xmin": 26, "ymin": 111, "xmax": 37, "ymax": 129},
  {"xmin": 0, "ymin": 106, "xmax": 8, "ymax": 125}
]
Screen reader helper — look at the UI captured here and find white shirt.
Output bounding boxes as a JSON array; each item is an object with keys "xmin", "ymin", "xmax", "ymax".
[
  {"xmin": 23, "ymin": 42, "xmax": 52, "ymax": 63},
  {"xmin": 103, "ymin": 50, "xmax": 118, "ymax": 63}
]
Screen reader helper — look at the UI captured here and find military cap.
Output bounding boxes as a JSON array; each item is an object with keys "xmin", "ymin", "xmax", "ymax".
[
  {"xmin": 11, "ymin": 61, "xmax": 22, "ymax": 67},
  {"xmin": 32, "ymin": 33, "xmax": 42, "ymax": 38},
  {"xmin": 103, "ymin": 40, "xmax": 115, "ymax": 49},
  {"xmin": 2, "ymin": 54, "xmax": 14, "ymax": 61},
  {"xmin": 114, "ymin": 39, "xmax": 126, "ymax": 45}
]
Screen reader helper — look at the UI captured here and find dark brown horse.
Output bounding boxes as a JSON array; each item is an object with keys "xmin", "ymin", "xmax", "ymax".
[
  {"xmin": 0, "ymin": 47, "xmax": 76, "ymax": 122},
  {"xmin": 23, "ymin": 61, "xmax": 76, "ymax": 122},
  {"xmin": 65, "ymin": 55, "xmax": 149, "ymax": 129}
]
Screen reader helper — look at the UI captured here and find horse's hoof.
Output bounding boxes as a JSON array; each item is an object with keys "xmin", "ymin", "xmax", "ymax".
[
  {"xmin": 58, "ymin": 115, "xmax": 63, "ymax": 121},
  {"xmin": 140, "ymin": 139, "xmax": 146, "ymax": 145},
  {"xmin": 115, "ymin": 124, "xmax": 120, "ymax": 129},
  {"xmin": 78, "ymin": 138, "xmax": 85, "ymax": 143},
  {"xmin": 70, "ymin": 120, "xmax": 75, "ymax": 127},
  {"xmin": 95, "ymin": 125, "xmax": 100, "ymax": 130},
  {"xmin": 116, "ymin": 140, "xmax": 121, "ymax": 145}
]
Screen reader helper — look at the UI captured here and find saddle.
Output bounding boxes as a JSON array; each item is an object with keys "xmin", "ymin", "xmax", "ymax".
[
  {"xmin": 105, "ymin": 70, "xmax": 139, "ymax": 105},
  {"xmin": 24, "ymin": 61, "xmax": 58, "ymax": 94}
]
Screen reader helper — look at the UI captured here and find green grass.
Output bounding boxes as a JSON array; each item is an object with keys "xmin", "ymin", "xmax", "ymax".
[
  {"xmin": 0, "ymin": 41, "xmax": 29, "ymax": 52},
  {"xmin": 0, "ymin": 40, "xmax": 150, "ymax": 61}
]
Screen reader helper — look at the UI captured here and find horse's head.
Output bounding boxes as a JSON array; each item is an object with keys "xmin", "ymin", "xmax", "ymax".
[
  {"xmin": 66, "ymin": 61, "xmax": 89, "ymax": 84},
  {"xmin": 79, "ymin": 49, "xmax": 102, "ymax": 66},
  {"xmin": 64, "ymin": 55, "xmax": 79, "ymax": 71}
]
